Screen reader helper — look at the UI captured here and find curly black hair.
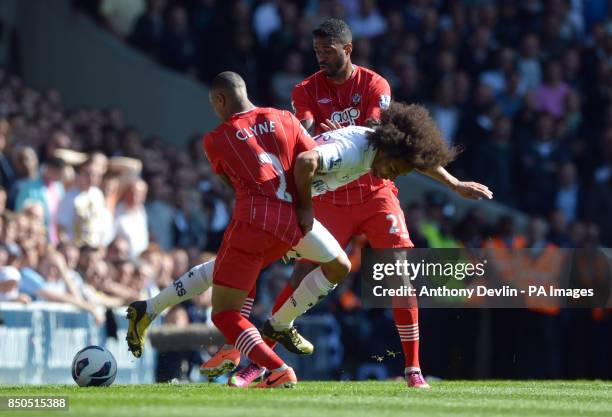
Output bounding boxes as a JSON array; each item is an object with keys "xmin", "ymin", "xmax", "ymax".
[
  {"xmin": 313, "ymin": 18, "xmax": 352, "ymax": 44},
  {"xmin": 366, "ymin": 102, "xmax": 458, "ymax": 170}
]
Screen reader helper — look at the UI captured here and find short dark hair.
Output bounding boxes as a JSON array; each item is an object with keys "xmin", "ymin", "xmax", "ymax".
[
  {"xmin": 367, "ymin": 102, "xmax": 458, "ymax": 170},
  {"xmin": 211, "ymin": 71, "xmax": 246, "ymax": 93},
  {"xmin": 313, "ymin": 18, "xmax": 352, "ymax": 44}
]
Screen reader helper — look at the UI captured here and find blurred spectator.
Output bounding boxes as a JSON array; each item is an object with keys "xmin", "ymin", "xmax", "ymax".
[
  {"xmin": 519, "ymin": 113, "xmax": 571, "ymax": 215},
  {"xmin": 271, "ymin": 52, "xmax": 305, "ymax": 109},
  {"xmin": 106, "ymin": 235, "xmax": 131, "ymax": 263},
  {"xmin": 0, "ymin": 119, "xmax": 15, "ymax": 188},
  {"xmin": 420, "ymin": 191, "xmax": 460, "ymax": 248},
  {"xmin": 588, "ymin": 168, "xmax": 612, "ymax": 247},
  {"xmin": 517, "ymin": 33, "xmax": 542, "ymax": 90},
  {"xmin": 14, "ymin": 157, "xmax": 65, "ymax": 244},
  {"xmin": 114, "ymin": 178, "xmax": 149, "ymax": 259},
  {"xmin": 100, "ymin": 0, "xmax": 146, "ymax": 37},
  {"xmin": 0, "ymin": 186, "xmax": 6, "ymax": 214},
  {"xmin": 459, "ymin": 26, "xmax": 495, "ymax": 77},
  {"xmin": 473, "ymin": 116, "xmax": 516, "ymax": 206},
  {"xmin": 349, "ymin": 0, "xmax": 387, "ymax": 39},
  {"xmin": 429, "ymin": 78, "xmax": 459, "ymax": 145},
  {"xmin": 129, "ymin": 0, "xmax": 166, "ymax": 57},
  {"xmin": 403, "ymin": 203, "xmax": 428, "ymax": 249},
  {"xmin": 0, "ymin": 244, "xmax": 30, "ymax": 303},
  {"xmin": 554, "ymin": 162, "xmax": 582, "ymax": 223},
  {"xmin": 253, "ymin": 1, "xmax": 281, "ymax": 45},
  {"xmin": 547, "ymin": 209, "xmax": 573, "ymax": 248},
  {"xmin": 34, "ymin": 249, "xmax": 105, "ymax": 323},
  {"xmin": 173, "ymin": 188, "xmax": 208, "ymax": 249},
  {"xmin": 533, "ymin": 60, "xmax": 571, "ymax": 118},
  {"xmin": 480, "ymin": 47, "xmax": 526, "ymax": 96},
  {"xmin": 8, "ymin": 145, "xmax": 39, "ymax": 208},
  {"xmin": 56, "ymin": 158, "xmax": 112, "ymax": 248},
  {"xmin": 160, "ymin": 5, "xmax": 198, "ymax": 74},
  {"xmin": 146, "ymin": 175, "xmax": 175, "ymax": 250},
  {"xmin": 495, "ymin": 70, "xmax": 524, "ymax": 118}
]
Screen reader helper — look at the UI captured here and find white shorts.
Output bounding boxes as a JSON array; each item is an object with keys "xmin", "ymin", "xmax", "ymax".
[{"xmin": 287, "ymin": 218, "xmax": 343, "ymax": 263}]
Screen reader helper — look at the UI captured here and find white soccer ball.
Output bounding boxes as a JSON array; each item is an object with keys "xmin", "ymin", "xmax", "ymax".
[{"xmin": 71, "ymin": 345, "xmax": 117, "ymax": 387}]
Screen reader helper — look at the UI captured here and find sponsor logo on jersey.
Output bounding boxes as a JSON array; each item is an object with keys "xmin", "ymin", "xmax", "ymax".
[
  {"xmin": 352, "ymin": 93, "xmax": 361, "ymax": 104},
  {"xmin": 330, "ymin": 107, "xmax": 360, "ymax": 125},
  {"xmin": 317, "ymin": 97, "xmax": 332, "ymax": 104},
  {"xmin": 379, "ymin": 94, "xmax": 391, "ymax": 109}
]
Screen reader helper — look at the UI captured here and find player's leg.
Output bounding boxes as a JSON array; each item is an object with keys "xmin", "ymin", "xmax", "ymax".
[
  {"xmin": 200, "ymin": 284, "xmax": 257, "ymax": 378},
  {"xmin": 358, "ymin": 186, "xmax": 429, "ymax": 388},
  {"xmin": 267, "ymin": 200, "xmax": 355, "ymax": 321},
  {"xmin": 263, "ymin": 218, "xmax": 351, "ymax": 353},
  {"xmin": 211, "ymin": 221, "xmax": 297, "ymax": 388},
  {"xmin": 126, "ymin": 260, "xmax": 215, "ymax": 358}
]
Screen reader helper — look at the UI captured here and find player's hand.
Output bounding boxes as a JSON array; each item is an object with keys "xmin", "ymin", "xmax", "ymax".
[
  {"xmin": 297, "ymin": 206, "xmax": 314, "ymax": 234},
  {"xmin": 319, "ymin": 119, "xmax": 343, "ymax": 132},
  {"xmin": 453, "ymin": 181, "xmax": 493, "ymax": 200}
]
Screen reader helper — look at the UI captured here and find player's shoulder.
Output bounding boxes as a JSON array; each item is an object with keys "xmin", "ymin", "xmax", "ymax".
[
  {"xmin": 255, "ymin": 106, "xmax": 297, "ymax": 122},
  {"xmin": 356, "ymin": 65, "xmax": 389, "ymax": 87},
  {"xmin": 323, "ymin": 125, "xmax": 374, "ymax": 143},
  {"xmin": 204, "ymin": 123, "xmax": 227, "ymax": 143},
  {"xmin": 294, "ymin": 71, "xmax": 326, "ymax": 91}
]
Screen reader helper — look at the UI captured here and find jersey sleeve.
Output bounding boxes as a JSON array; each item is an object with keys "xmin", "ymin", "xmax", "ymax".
[
  {"xmin": 291, "ymin": 84, "xmax": 314, "ymax": 122},
  {"xmin": 291, "ymin": 112, "xmax": 317, "ymax": 154},
  {"xmin": 202, "ymin": 133, "xmax": 224, "ymax": 175},
  {"xmin": 364, "ymin": 75, "xmax": 391, "ymax": 121},
  {"xmin": 315, "ymin": 137, "xmax": 363, "ymax": 174}
]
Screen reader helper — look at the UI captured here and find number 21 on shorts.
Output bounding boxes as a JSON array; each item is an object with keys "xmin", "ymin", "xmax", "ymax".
[{"xmin": 386, "ymin": 213, "xmax": 408, "ymax": 236}]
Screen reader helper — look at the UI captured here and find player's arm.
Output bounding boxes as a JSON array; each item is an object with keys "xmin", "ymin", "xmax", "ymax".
[
  {"xmin": 294, "ymin": 150, "xmax": 319, "ymax": 233},
  {"xmin": 364, "ymin": 75, "xmax": 392, "ymax": 122},
  {"xmin": 292, "ymin": 85, "xmax": 316, "ymax": 134},
  {"xmin": 203, "ymin": 134, "xmax": 235, "ymax": 193},
  {"xmin": 217, "ymin": 172, "xmax": 234, "ymax": 192},
  {"xmin": 418, "ymin": 166, "xmax": 493, "ymax": 200}
]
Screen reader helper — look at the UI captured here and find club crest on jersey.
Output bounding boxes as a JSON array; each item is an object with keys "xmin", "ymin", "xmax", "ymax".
[
  {"xmin": 352, "ymin": 93, "xmax": 361, "ymax": 104},
  {"xmin": 330, "ymin": 107, "xmax": 360, "ymax": 125},
  {"xmin": 317, "ymin": 97, "xmax": 332, "ymax": 104}
]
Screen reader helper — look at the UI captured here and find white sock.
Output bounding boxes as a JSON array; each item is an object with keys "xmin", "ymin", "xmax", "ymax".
[
  {"xmin": 147, "ymin": 260, "xmax": 215, "ymax": 315},
  {"xmin": 270, "ymin": 267, "xmax": 336, "ymax": 330},
  {"xmin": 405, "ymin": 367, "xmax": 422, "ymax": 375},
  {"xmin": 271, "ymin": 364, "xmax": 288, "ymax": 372}
]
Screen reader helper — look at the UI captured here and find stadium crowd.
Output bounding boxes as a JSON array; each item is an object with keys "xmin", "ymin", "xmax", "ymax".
[{"xmin": 0, "ymin": 0, "xmax": 609, "ymax": 380}]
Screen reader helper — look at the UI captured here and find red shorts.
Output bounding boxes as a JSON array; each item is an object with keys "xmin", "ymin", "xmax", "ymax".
[
  {"xmin": 213, "ymin": 219, "xmax": 292, "ymax": 291},
  {"xmin": 312, "ymin": 185, "xmax": 413, "ymax": 249}
]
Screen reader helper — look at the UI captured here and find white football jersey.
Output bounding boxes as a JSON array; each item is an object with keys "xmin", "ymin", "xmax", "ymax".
[{"xmin": 311, "ymin": 125, "xmax": 377, "ymax": 196}]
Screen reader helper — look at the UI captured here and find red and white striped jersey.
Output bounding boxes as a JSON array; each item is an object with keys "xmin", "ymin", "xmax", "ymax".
[
  {"xmin": 291, "ymin": 65, "xmax": 394, "ymax": 206},
  {"xmin": 203, "ymin": 107, "xmax": 315, "ymax": 246}
]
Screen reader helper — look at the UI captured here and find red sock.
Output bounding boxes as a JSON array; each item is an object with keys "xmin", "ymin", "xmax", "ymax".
[
  {"xmin": 212, "ymin": 310, "xmax": 285, "ymax": 370},
  {"xmin": 392, "ymin": 307, "xmax": 420, "ymax": 369},
  {"xmin": 264, "ymin": 281, "xmax": 295, "ymax": 348}
]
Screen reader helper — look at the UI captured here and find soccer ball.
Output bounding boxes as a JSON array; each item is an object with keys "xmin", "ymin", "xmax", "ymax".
[{"xmin": 71, "ymin": 345, "xmax": 117, "ymax": 387}]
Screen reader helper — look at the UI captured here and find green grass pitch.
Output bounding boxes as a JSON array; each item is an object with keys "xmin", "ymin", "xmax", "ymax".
[{"xmin": 1, "ymin": 381, "xmax": 610, "ymax": 417}]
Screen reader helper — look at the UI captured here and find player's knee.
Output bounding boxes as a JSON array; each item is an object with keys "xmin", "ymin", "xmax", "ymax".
[{"xmin": 322, "ymin": 253, "xmax": 351, "ymax": 283}]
